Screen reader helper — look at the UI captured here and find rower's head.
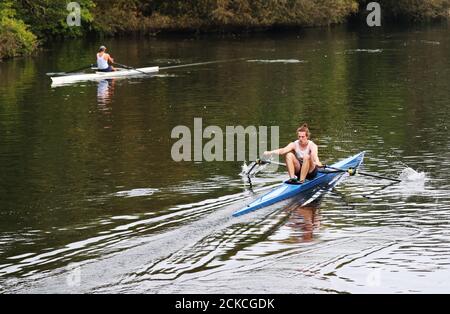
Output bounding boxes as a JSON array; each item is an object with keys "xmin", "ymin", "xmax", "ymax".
[
  {"xmin": 297, "ymin": 123, "xmax": 310, "ymax": 145},
  {"xmin": 99, "ymin": 45, "xmax": 107, "ymax": 52}
]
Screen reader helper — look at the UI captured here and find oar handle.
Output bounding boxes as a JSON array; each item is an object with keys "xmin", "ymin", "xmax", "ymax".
[
  {"xmin": 114, "ymin": 62, "xmax": 132, "ymax": 69},
  {"xmin": 257, "ymin": 159, "xmax": 287, "ymax": 167},
  {"xmin": 114, "ymin": 62, "xmax": 154, "ymax": 76}
]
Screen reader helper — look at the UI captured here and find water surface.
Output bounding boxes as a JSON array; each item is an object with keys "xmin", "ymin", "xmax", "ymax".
[{"xmin": 1, "ymin": 25, "xmax": 449, "ymax": 293}]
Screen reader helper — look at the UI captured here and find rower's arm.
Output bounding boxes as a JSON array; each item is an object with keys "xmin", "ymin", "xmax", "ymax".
[
  {"xmin": 106, "ymin": 54, "xmax": 114, "ymax": 64},
  {"xmin": 264, "ymin": 143, "xmax": 294, "ymax": 156},
  {"xmin": 311, "ymin": 144, "xmax": 323, "ymax": 167}
]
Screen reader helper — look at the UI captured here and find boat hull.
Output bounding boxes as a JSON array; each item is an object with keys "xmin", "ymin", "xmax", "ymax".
[
  {"xmin": 233, "ymin": 152, "xmax": 365, "ymax": 217},
  {"xmin": 51, "ymin": 66, "xmax": 159, "ymax": 86}
]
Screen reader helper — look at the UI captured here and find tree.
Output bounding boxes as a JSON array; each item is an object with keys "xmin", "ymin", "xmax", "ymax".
[
  {"xmin": 12, "ymin": 0, "xmax": 95, "ymax": 38},
  {"xmin": 0, "ymin": 1, "xmax": 37, "ymax": 59}
]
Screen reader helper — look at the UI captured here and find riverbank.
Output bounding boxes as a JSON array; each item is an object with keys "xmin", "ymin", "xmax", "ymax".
[{"xmin": 1, "ymin": 0, "xmax": 450, "ymax": 60}]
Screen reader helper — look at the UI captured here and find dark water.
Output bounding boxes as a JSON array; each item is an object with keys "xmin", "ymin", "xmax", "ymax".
[{"xmin": 1, "ymin": 24, "xmax": 449, "ymax": 293}]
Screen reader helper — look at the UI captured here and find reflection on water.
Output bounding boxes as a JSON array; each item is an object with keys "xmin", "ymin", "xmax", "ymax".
[
  {"xmin": 97, "ymin": 79, "xmax": 115, "ymax": 106},
  {"xmin": 286, "ymin": 204, "xmax": 321, "ymax": 243}
]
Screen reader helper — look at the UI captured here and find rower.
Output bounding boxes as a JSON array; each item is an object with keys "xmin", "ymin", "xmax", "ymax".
[
  {"xmin": 96, "ymin": 46, "xmax": 116, "ymax": 72},
  {"xmin": 264, "ymin": 123, "xmax": 323, "ymax": 184}
]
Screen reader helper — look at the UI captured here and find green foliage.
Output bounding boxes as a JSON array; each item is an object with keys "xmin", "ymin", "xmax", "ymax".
[
  {"xmin": 359, "ymin": 0, "xmax": 450, "ymax": 21},
  {"xmin": 91, "ymin": 0, "xmax": 142, "ymax": 34},
  {"xmin": 391, "ymin": 0, "xmax": 450, "ymax": 21},
  {"xmin": 12, "ymin": 0, "xmax": 95, "ymax": 38},
  {"xmin": 91, "ymin": 0, "xmax": 360, "ymax": 33},
  {"xmin": 0, "ymin": 1, "xmax": 37, "ymax": 59},
  {"xmin": 205, "ymin": 0, "xmax": 360, "ymax": 27}
]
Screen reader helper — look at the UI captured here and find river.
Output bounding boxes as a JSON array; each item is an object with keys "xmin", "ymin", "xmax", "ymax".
[{"xmin": 0, "ymin": 24, "xmax": 449, "ymax": 293}]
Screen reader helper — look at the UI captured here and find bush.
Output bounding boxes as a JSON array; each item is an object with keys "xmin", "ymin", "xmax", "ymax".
[
  {"xmin": 0, "ymin": 3, "xmax": 37, "ymax": 59},
  {"xmin": 358, "ymin": 0, "xmax": 450, "ymax": 22},
  {"xmin": 91, "ymin": 0, "xmax": 360, "ymax": 34},
  {"xmin": 11, "ymin": 0, "xmax": 95, "ymax": 38}
]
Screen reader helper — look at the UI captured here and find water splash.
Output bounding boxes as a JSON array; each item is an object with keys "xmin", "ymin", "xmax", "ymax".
[
  {"xmin": 399, "ymin": 168, "xmax": 427, "ymax": 183},
  {"xmin": 114, "ymin": 188, "xmax": 159, "ymax": 198},
  {"xmin": 360, "ymin": 167, "xmax": 429, "ymax": 200},
  {"xmin": 247, "ymin": 59, "xmax": 307, "ymax": 64},
  {"xmin": 391, "ymin": 168, "xmax": 428, "ymax": 198},
  {"xmin": 345, "ymin": 49, "xmax": 383, "ymax": 54},
  {"xmin": 240, "ymin": 161, "xmax": 269, "ymax": 180}
]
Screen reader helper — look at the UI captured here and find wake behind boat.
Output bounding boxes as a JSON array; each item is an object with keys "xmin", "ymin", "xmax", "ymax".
[
  {"xmin": 233, "ymin": 151, "xmax": 366, "ymax": 217},
  {"xmin": 50, "ymin": 66, "xmax": 159, "ymax": 86}
]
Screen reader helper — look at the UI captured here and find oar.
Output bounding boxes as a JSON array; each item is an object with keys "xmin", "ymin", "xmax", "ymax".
[
  {"xmin": 46, "ymin": 64, "xmax": 95, "ymax": 76},
  {"xmin": 244, "ymin": 162, "xmax": 259, "ymax": 186},
  {"xmin": 113, "ymin": 62, "xmax": 155, "ymax": 76},
  {"xmin": 256, "ymin": 159, "xmax": 287, "ymax": 167},
  {"xmin": 254, "ymin": 160, "xmax": 401, "ymax": 183},
  {"xmin": 243, "ymin": 159, "xmax": 287, "ymax": 187},
  {"xmin": 362, "ymin": 182, "xmax": 399, "ymax": 199},
  {"xmin": 159, "ymin": 58, "xmax": 246, "ymax": 71},
  {"xmin": 322, "ymin": 165, "xmax": 401, "ymax": 183},
  {"xmin": 243, "ymin": 159, "xmax": 284, "ymax": 176}
]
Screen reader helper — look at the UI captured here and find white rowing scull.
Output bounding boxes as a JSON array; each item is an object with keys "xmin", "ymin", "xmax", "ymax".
[{"xmin": 50, "ymin": 66, "xmax": 159, "ymax": 86}]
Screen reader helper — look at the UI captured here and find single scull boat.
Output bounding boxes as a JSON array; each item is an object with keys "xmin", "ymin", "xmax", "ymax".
[
  {"xmin": 233, "ymin": 151, "xmax": 365, "ymax": 217},
  {"xmin": 50, "ymin": 66, "xmax": 159, "ymax": 86}
]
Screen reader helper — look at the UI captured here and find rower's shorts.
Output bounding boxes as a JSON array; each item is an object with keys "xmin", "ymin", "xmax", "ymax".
[
  {"xmin": 297, "ymin": 166, "xmax": 318, "ymax": 181},
  {"xmin": 98, "ymin": 66, "xmax": 113, "ymax": 72}
]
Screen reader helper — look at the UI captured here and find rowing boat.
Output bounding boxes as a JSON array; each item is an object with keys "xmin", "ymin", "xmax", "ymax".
[
  {"xmin": 234, "ymin": 152, "xmax": 365, "ymax": 217},
  {"xmin": 233, "ymin": 151, "xmax": 365, "ymax": 217},
  {"xmin": 50, "ymin": 66, "xmax": 159, "ymax": 86}
]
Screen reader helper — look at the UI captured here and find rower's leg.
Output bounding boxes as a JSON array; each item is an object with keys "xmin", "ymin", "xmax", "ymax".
[
  {"xmin": 299, "ymin": 155, "xmax": 312, "ymax": 182},
  {"xmin": 285, "ymin": 152, "xmax": 301, "ymax": 179}
]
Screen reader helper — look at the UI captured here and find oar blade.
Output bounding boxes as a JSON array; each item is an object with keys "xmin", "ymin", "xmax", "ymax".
[{"xmin": 240, "ymin": 161, "xmax": 258, "ymax": 178}]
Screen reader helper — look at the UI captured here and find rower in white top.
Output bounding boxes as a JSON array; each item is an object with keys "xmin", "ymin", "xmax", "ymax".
[
  {"xmin": 97, "ymin": 46, "xmax": 116, "ymax": 72},
  {"xmin": 264, "ymin": 123, "xmax": 323, "ymax": 184}
]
